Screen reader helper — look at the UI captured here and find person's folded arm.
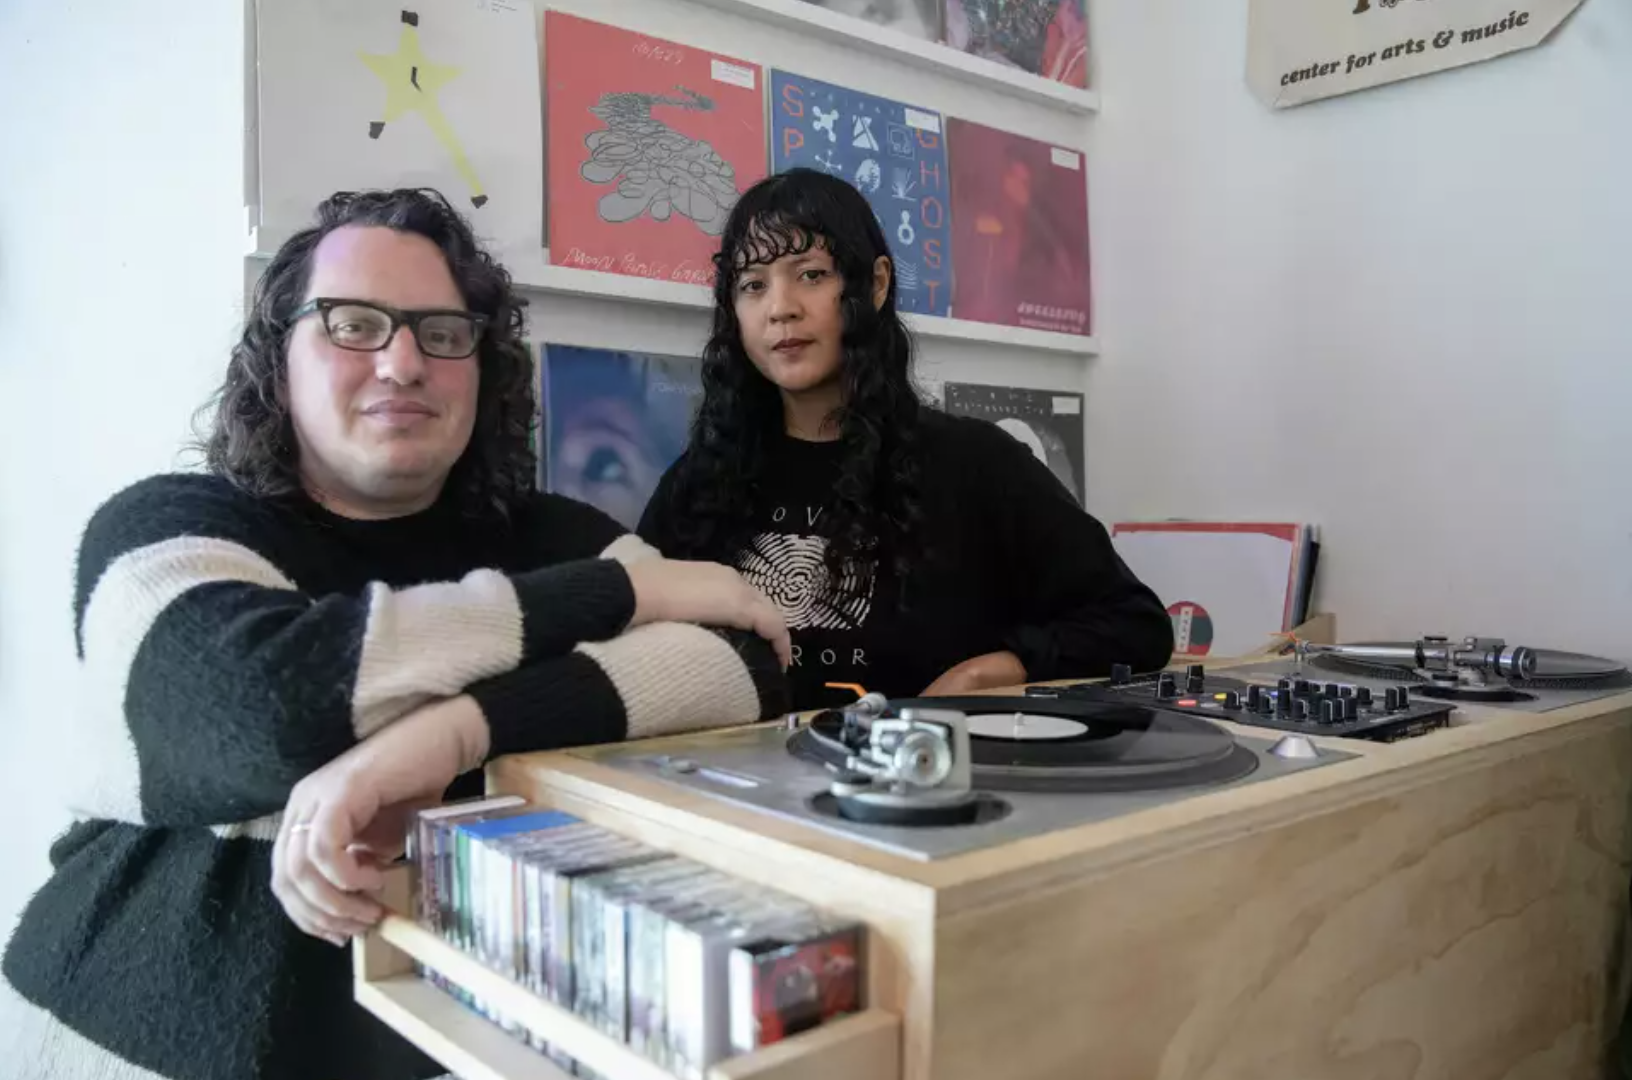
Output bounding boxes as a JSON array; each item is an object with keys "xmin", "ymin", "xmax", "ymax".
[{"xmin": 75, "ymin": 476, "xmax": 648, "ymax": 831}]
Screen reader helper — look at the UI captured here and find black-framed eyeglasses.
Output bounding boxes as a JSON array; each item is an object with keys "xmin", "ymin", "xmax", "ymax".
[{"xmin": 289, "ymin": 298, "xmax": 488, "ymax": 359}]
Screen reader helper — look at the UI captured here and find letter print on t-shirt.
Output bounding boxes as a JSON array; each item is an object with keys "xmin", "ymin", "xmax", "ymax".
[{"xmin": 736, "ymin": 532, "xmax": 873, "ymax": 630}]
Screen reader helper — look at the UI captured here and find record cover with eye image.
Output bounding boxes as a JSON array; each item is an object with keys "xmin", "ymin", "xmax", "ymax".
[{"xmin": 537, "ymin": 344, "xmax": 705, "ymax": 531}]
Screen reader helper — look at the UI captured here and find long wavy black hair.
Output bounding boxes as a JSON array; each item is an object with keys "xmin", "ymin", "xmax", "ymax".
[
  {"xmin": 661, "ymin": 168, "xmax": 927, "ymax": 607},
  {"xmin": 193, "ymin": 188, "xmax": 535, "ymax": 520}
]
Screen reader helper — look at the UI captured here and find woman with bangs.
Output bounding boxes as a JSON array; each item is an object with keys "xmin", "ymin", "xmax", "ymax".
[{"xmin": 638, "ymin": 168, "xmax": 1174, "ymax": 710}]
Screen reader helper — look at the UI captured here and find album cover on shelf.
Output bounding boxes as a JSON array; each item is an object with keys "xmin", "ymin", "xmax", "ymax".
[
  {"xmin": 942, "ymin": 0, "xmax": 1090, "ymax": 87},
  {"xmin": 941, "ymin": 382, "xmax": 1084, "ymax": 505},
  {"xmin": 537, "ymin": 344, "xmax": 705, "ymax": 530},
  {"xmin": 256, "ymin": 0, "xmax": 544, "ymax": 257},
  {"xmin": 544, "ymin": 11, "xmax": 768, "ymax": 287},
  {"xmin": 946, "ymin": 119, "xmax": 1091, "ymax": 335},
  {"xmin": 771, "ymin": 71, "xmax": 954, "ymax": 317},
  {"xmin": 793, "ymin": 0, "xmax": 943, "ymax": 40}
]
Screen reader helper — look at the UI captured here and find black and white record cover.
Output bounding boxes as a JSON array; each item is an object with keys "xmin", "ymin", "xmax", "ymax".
[{"xmin": 941, "ymin": 382, "xmax": 1085, "ymax": 505}]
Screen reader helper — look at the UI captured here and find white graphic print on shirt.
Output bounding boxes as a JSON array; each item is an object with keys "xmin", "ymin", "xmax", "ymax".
[{"xmin": 736, "ymin": 532, "xmax": 873, "ymax": 631}]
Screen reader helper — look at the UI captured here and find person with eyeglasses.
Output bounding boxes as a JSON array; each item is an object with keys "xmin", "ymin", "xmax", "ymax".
[{"xmin": 0, "ymin": 188, "xmax": 791, "ymax": 1080}]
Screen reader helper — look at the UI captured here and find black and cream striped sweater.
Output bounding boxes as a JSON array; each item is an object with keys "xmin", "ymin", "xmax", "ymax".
[{"xmin": 1, "ymin": 472, "xmax": 788, "ymax": 1080}]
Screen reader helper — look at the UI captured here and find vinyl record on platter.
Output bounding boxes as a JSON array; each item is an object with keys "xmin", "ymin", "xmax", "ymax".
[{"xmin": 788, "ymin": 695, "xmax": 1259, "ymax": 793}]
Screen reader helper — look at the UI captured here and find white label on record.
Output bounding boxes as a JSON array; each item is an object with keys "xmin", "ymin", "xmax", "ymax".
[
  {"xmin": 1052, "ymin": 396, "xmax": 1082, "ymax": 415},
  {"xmin": 711, "ymin": 59, "xmax": 757, "ymax": 89},
  {"xmin": 965, "ymin": 713, "xmax": 1088, "ymax": 740},
  {"xmin": 903, "ymin": 107, "xmax": 941, "ymax": 134},
  {"xmin": 1051, "ymin": 147, "xmax": 1082, "ymax": 170}
]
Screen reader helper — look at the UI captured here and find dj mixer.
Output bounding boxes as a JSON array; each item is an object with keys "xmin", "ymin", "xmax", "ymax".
[{"xmin": 1029, "ymin": 663, "xmax": 1455, "ymax": 742}]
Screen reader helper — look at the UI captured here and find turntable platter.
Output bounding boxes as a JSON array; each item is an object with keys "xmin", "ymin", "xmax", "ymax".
[{"xmin": 788, "ymin": 696, "xmax": 1259, "ymax": 793}]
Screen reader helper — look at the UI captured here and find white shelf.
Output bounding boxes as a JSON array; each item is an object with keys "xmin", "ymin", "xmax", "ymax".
[
  {"xmin": 685, "ymin": 0, "xmax": 1100, "ymax": 115},
  {"xmin": 247, "ymin": 227, "xmax": 1099, "ymax": 358}
]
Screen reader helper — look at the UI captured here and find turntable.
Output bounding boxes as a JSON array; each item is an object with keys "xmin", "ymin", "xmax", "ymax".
[
  {"xmin": 1233, "ymin": 634, "xmax": 1632, "ymax": 713},
  {"xmin": 486, "ymin": 639, "xmax": 1632, "ymax": 1080},
  {"xmin": 579, "ymin": 688, "xmax": 1353, "ymax": 861}
]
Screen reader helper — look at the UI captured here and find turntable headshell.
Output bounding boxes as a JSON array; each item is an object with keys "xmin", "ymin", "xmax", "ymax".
[{"xmin": 820, "ymin": 705, "xmax": 982, "ymax": 826}]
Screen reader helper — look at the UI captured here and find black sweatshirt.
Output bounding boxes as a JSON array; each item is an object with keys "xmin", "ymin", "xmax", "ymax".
[
  {"xmin": 1, "ymin": 473, "xmax": 787, "ymax": 1080},
  {"xmin": 640, "ymin": 409, "xmax": 1174, "ymax": 710}
]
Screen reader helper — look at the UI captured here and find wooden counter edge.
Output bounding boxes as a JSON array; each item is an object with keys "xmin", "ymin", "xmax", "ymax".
[{"xmin": 488, "ymin": 683, "xmax": 1632, "ymax": 918}]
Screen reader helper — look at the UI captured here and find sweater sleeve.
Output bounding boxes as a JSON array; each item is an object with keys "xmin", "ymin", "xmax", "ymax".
[
  {"xmin": 466, "ymin": 621, "xmax": 791, "ymax": 758},
  {"xmin": 969, "ymin": 422, "xmax": 1175, "ymax": 681},
  {"xmin": 70, "ymin": 476, "xmax": 641, "ymax": 832}
]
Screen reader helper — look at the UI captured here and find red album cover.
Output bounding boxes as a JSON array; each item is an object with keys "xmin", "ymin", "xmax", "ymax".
[
  {"xmin": 743, "ymin": 927, "xmax": 862, "ymax": 1048},
  {"xmin": 946, "ymin": 119, "xmax": 1091, "ymax": 336},
  {"xmin": 544, "ymin": 12, "xmax": 768, "ymax": 287}
]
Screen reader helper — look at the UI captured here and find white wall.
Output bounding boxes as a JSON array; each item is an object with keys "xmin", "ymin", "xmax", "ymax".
[
  {"xmin": 0, "ymin": 0, "xmax": 247, "ymax": 936},
  {"xmin": 1085, "ymin": 0, "xmax": 1632, "ymax": 657}
]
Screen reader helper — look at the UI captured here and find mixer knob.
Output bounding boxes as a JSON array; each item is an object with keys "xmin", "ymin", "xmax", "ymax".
[
  {"xmin": 1246, "ymin": 685, "xmax": 1263, "ymax": 710},
  {"xmin": 1356, "ymin": 687, "xmax": 1373, "ymax": 707},
  {"xmin": 1295, "ymin": 699, "xmax": 1311, "ymax": 721},
  {"xmin": 1339, "ymin": 685, "xmax": 1355, "ymax": 699},
  {"xmin": 1257, "ymin": 693, "xmax": 1274, "ymax": 715},
  {"xmin": 1156, "ymin": 674, "xmax": 1177, "ymax": 699},
  {"xmin": 1187, "ymin": 663, "xmax": 1205, "ymax": 679},
  {"xmin": 1384, "ymin": 687, "xmax": 1401, "ymax": 711},
  {"xmin": 1343, "ymin": 696, "xmax": 1358, "ymax": 721},
  {"xmin": 1277, "ymin": 677, "xmax": 1292, "ymax": 692},
  {"xmin": 1223, "ymin": 690, "xmax": 1241, "ymax": 709},
  {"xmin": 1321, "ymin": 700, "xmax": 1339, "ymax": 725},
  {"xmin": 1110, "ymin": 663, "xmax": 1132, "ymax": 686},
  {"xmin": 1186, "ymin": 672, "xmax": 1206, "ymax": 693},
  {"xmin": 1396, "ymin": 685, "xmax": 1410, "ymax": 707},
  {"xmin": 1324, "ymin": 682, "xmax": 1340, "ymax": 697},
  {"xmin": 1295, "ymin": 679, "xmax": 1311, "ymax": 694},
  {"xmin": 1275, "ymin": 692, "xmax": 1291, "ymax": 715}
]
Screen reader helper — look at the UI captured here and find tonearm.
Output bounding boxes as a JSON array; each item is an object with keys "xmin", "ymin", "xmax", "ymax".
[{"xmin": 1295, "ymin": 635, "xmax": 1537, "ymax": 685}]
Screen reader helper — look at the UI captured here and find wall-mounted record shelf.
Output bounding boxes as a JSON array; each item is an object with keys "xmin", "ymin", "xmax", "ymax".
[
  {"xmin": 354, "ymin": 866, "xmax": 902, "ymax": 1080},
  {"xmin": 682, "ymin": 0, "xmax": 1100, "ymax": 115},
  {"xmin": 246, "ymin": 228, "xmax": 1101, "ymax": 358}
]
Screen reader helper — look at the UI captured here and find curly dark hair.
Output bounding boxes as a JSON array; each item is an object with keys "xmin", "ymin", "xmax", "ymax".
[
  {"xmin": 193, "ymin": 188, "xmax": 535, "ymax": 520},
  {"xmin": 661, "ymin": 168, "xmax": 927, "ymax": 611}
]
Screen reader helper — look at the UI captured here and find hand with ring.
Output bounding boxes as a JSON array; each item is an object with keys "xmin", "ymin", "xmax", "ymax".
[{"xmin": 271, "ymin": 695, "xmax": 487, "ymax": 946}]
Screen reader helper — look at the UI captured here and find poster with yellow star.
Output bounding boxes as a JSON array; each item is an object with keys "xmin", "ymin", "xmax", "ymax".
[{"xmin": 256, "ymin": 0, "xmax": 544, "ymax": 259}]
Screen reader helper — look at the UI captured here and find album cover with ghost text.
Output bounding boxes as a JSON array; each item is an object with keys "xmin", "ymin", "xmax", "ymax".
[{"xmin": 770, "ymin": 70, "xmax": 954, "ymax": 317}]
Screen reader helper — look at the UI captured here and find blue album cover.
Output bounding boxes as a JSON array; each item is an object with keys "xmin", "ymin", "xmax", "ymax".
[
  {"xmin": 770, "ymin": 70, "xmax": 954, "ymax": 318},
  {"xmin": 538, "ymin": 344, "xmax": 704, "ymax": 530}
]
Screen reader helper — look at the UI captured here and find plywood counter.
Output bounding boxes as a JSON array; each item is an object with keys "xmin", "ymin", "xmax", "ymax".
[{"xmin": 470, "ymin": 672, "xmax": 1632, "ymax": 1080}]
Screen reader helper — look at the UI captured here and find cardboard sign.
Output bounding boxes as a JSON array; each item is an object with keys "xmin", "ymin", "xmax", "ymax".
[{"xmin": 1247, "ymin": 0, "xmax": 1583, "ymax": 108}]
